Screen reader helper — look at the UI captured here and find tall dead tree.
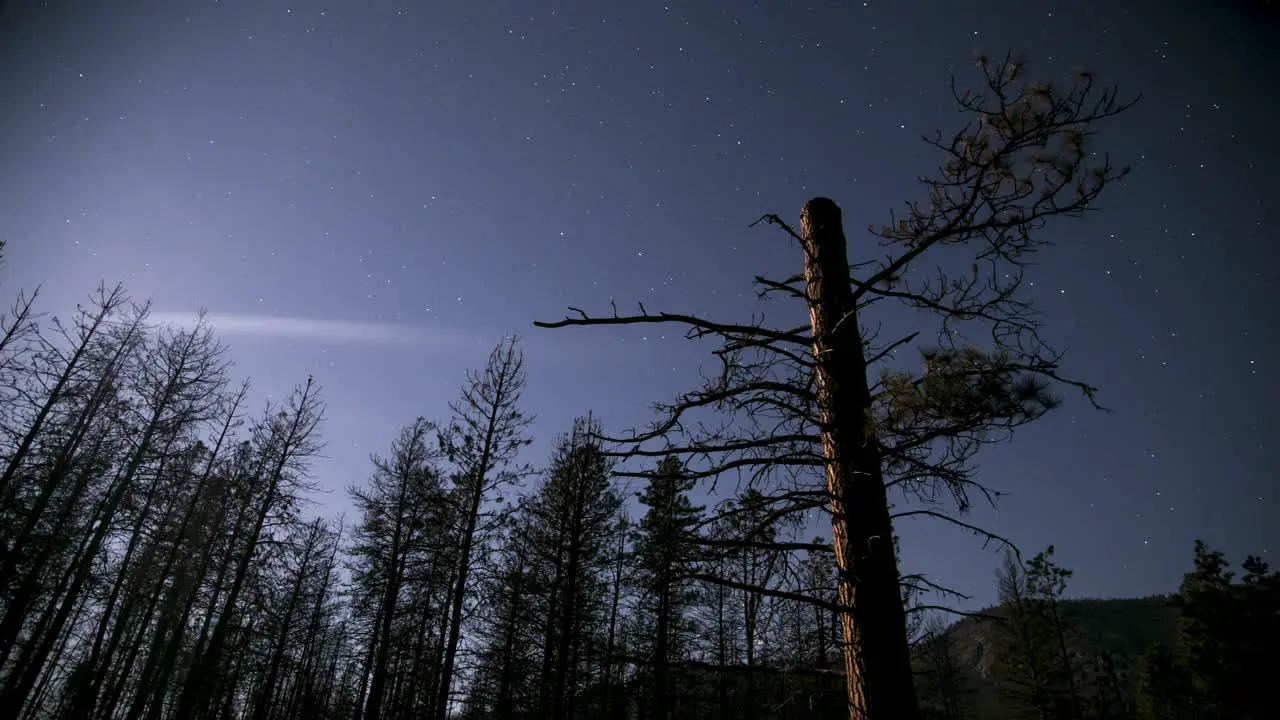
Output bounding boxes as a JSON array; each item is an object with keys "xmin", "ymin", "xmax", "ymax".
[
  {"xmin": 798, "ymin": 195, "xmax": 919, "ymax": 717},
  {"xmin": 535, "ymin": 53, "xmax": 1135, "ymax": 719},
  {"xmin": 433, "ymin": 337, "xmax": 533, "ymax": 720},
  {"xmin": 171, "ymin": 376, "xmax": 325, "ymax": 720}
]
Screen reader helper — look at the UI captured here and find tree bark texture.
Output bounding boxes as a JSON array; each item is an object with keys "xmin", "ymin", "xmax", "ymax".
[{"xmin": 800, "ymin": 197, "xmax": 919, "ymax": 720}]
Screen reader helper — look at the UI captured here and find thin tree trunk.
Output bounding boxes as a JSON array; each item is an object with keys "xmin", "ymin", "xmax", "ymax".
[
  {"xmin": 283, "ymin": 521, "xmax": 340, "ymax": 720},
  {"xmin": 65, "ymin": 447, "xmax": 176, "ymax": 720},
  {"xmin": 538, "ymin": 528, "xmax": 565, "ymax": 719},
  {"xmin": 352, "ymin": 602, "xmax": 384, "ymax": 720},
  {"xmin": 1046, "ymin": 599, "xmax": 1081, "ymax": 719},
  {"xmin": 436, "ymin": 478, "xmax": 484, "ymax": 720},
  {"xmin": 716, "ymin": 572, "xmax": 729, "ymax": 720},
  {"xmin": 428, "ymin": 562, "xmax": 457, "ymax": 712},
  {"xmin": 0, "ymin": 316, "xmax": 138, "ymax": 660},
  {"xmin": 435, "ymin": 432, "xmax": 498, "ymax": 719},
  {"xmin": 651, "ymin": 588, "xmax": 670, "ymax": 720},
  {"xmin": 249, "ymin": 519, "xmax": 323, "ymax": 720},
  {"xmin": 551, "ymin": 486, "xmax": 585, "ymax": 720},
  {"xmin": 402, "ymin": 545, "xmax": 445, "ymax": 716},
  {"xmin": 171, "ymin": 378, "xmax": 321, "ymax": 720},
  {"xmin": 110, "ymin": 390, "xmax": 244, "ymax": 720},
  {"xmin": 494, "ymin": 555, "xmax": 525, "ymax": 719},
  {"xmin": 130, "ymin": 471, "xmax": 241, "ymax": 720},
  {"xmin": 361, "ymin": 490, "xmax": 410, "ymax": 720},
  {"xmin": 601, "ymin": 526, "xmax": 624, "ymax": 720},
  {"xmin": 433, "ymin": 338, "xmax": 529, "ymax": 720},
  {"xmin": 743, "ymin": 565, "xmax": 758, "ymax": 720}
]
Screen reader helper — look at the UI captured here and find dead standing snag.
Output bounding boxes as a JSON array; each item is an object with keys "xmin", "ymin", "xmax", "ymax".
[
  {"xmin": 798, "ymin": 197, "xmax": 920, "ymax": 719},
  {"xmin": 536, "ymin": 53, "xmax": 1135, "ymax": 719}
]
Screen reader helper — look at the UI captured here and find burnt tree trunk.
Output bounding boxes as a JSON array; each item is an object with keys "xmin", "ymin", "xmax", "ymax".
[{"xmin": 800, "ymin": 197, "xmax": 919, "ymax": 720}]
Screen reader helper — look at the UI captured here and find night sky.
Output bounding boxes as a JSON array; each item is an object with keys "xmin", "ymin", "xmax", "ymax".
[{"xmin": 2, "ymin": 0, "xmax": 1276, "ymax": 610}]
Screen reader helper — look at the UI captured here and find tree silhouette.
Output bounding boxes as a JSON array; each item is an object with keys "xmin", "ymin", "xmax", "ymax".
[
  {"xmin": 535, "ymin": 52, "xmax": 1135, "ymax": 719},
  {"xmin": 1154, "ymin": 540, "xmax": 1280, "ymax": 720},
  {"xmin": 434, "ymin": 337, "xmax": 534, "ymax": 720},
  {"xmin": 990, "ymin": 547, "xmax": 1080, "ymax": 720},
  {"xmin": 633, "ymin": 456, "xmax": 704, "ymax": 720}
]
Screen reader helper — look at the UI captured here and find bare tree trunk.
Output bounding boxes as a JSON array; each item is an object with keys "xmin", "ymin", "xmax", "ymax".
[
  {"xmin": 112, "ymin": 387, "xmax": 245, "ymax": 720},
  {"xmin": 281, "ymin": 520, "xmax": 341, "ymax": 720},
  {"xmin": 493, "ymin": 554, "xmax": 526, "ymax": 719},
  {"xmin": 537, "ymin": 524, "xmax": 565, "ymax": 718},
  {"xmin": 132, "ymin": 469, "xmax": 242, "ymax": 720},
  {"xmin": 249, "ymin": 519, "xmax": 326, "ymax": 720},
  {"xmin": 743, "ymin": 562, "xmax": 758, "ymax": 720},
  {"xmin": 435, "ymin": 475, "xmax": 485, "ymax": 720},
  {"xmin": 0, "ymin": 304, "xmax": 143, "ymax": 664},
  {"xmin": 800, "ymin": 197, "xmax": 919, "ymax": 720},
  {"xmin": 352, "ymin": 603, "xmax": 383, "ymax": 720},
  {"xmin": 651, "ymin": 588, "xmax": 671, "ymax": 720},
  {"xmin": 551, "ymin": 479, "xmax": 586, "ymax": 720},
  {"xmin": 64, "ymin": 449, "xmax": 173, "ymax": 720},
  {"xmin": 601, "ymin": 522, "xmax": 625, "ymax": 720},
  {"xmin": 361, "ymin": 487, "xmax": 411, "ymax": 720}
]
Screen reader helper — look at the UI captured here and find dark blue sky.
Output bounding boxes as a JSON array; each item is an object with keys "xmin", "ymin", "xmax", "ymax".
[{"xmin": 2, "ymin": 0, "xmax": 1276, "ymax": 608}]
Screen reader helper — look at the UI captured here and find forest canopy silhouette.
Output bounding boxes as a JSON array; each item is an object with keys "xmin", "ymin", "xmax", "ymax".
[{"xmin": 0, "ymin": 53, "xmax": 1274, "ymax": 720}]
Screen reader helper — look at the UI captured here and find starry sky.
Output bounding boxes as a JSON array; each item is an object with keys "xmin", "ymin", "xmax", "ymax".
[{"xmin": 2, "ymin": 0, "xmax": 1276, "ymax": 610}]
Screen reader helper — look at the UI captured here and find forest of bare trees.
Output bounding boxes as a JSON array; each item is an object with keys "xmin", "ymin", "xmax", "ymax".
[
  {"xmin": 1, "ymin": 54, "xmax": 1275, "ymax": 720},
  {"xmin": 0, "ymin": 282, "xmax": 857, "ymax": 720}
]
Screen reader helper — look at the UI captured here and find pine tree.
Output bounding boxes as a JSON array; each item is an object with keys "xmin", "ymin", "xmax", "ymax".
[
  {"xmin": 0, "ymin": 287, "xmax": 145, "ymax": 673},
  {"xmin": 991, "ymin": 551, "xmax": 1056, "ymax": 720},
  {"xmin": 1088, "ymin": 650, "xmax": 1132, "ymax": 720},
  {"xmin": 522, "ymin": 415, "xmax": 623, "ymax": 720},
  {"xmin": 1165, "ymin": 540, "xmax": 1279, "ymax": 720},
  {"xmin": 348, "ymin": 418, "xmax": 448, "ymax": 720},
  {"xmin": 914, "ymin": 615, "xmax": 972, "ymax": 720},
  {"xmin": 1023, "ymin": 546, "xmax": 1082, "ymax": 719},
  {"xmin": 632, "ymin": 455, "xmax": 703, "ymax": 720},
  {"xmin": 469, "ymin": 531, "xmax": 538, "ymax": 718},
  {"xmin": 0, "ymin": 279, "xmax": 362, "ymax": 720},
  {"xmin": 721, "ymin": 488, "xmax": 785, "ymax": 720},
  {"xmin": 246, "ymin": 516, "xmax": 341, "ymax": 720}
]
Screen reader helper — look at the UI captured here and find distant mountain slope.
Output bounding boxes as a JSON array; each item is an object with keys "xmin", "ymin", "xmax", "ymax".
[
  {"xmin": 918, "ymin": 595, "xmax": 1182, "ymax": 718},
  {"xmin": 481, "ymin": 595, "xmax": 1185, "ymax": 719}
]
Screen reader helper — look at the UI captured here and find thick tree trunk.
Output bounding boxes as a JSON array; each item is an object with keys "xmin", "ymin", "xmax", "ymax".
[{"xmin": 800, "ymin": 197, "xmax": 919, "ymax": 720}]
